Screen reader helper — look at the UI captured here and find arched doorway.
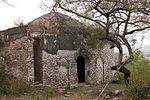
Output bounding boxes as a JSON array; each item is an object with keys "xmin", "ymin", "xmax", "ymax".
[
  {"xmin": 33, "ymin": 38, "xmax": 43, "ymax": 83},
  {"xmin": 77, "ymin": 56, "xmax": 85, "ymax": 83}
]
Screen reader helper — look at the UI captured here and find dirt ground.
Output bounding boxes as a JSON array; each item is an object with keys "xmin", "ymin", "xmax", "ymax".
[{"xmin": 0, "ymin": 82, "xmax": 127, "ymax": 100}]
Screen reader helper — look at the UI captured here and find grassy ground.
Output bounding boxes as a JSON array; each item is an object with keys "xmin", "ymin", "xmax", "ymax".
[{"xmin": 0, "ymin": 82, "xmax": 127, "ymax": 100}]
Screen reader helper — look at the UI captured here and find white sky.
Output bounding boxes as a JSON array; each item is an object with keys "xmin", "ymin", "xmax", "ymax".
[
  {"xmin": 0, "ymin": 0, "xmax": 47, "ymax": 30},
  {"xmin": 0, "ymin": 0, "xmax": 150, "ymax": 55}
]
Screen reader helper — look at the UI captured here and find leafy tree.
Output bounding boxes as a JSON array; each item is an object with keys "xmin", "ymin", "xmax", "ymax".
[{"xmin": 43, "ymin": 0, "xmax": 150, "ymax": 81}]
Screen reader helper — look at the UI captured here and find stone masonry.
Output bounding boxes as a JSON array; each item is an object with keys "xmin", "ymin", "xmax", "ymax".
[{"xmin": 0, "ymin": 12, "xmax": 115, "ymax": 88}]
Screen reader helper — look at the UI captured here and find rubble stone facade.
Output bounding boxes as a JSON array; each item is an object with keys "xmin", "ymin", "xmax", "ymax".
[{"xmin": 0, "ymin": 12, "xmax": 115, "ymax": 88}]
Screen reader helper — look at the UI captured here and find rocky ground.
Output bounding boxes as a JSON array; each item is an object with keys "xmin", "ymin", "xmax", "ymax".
[{"xmin": 0, "ymin": 82, "xmax": 128, "ymax": 100}]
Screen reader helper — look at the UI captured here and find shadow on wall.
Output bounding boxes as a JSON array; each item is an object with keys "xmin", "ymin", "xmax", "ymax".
[{"xmin": 33, "ymin": 38, "xmax": 43, "ymax": 83}]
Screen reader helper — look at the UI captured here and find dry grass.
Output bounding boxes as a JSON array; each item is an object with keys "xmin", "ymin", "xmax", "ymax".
[{"xmin": 0, "ymin": 82, "xmax": 127, "ymax": 100}]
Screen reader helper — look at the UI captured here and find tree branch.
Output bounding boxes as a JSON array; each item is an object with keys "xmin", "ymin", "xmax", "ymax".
[
  {"xmin": 103, "ymin": 37, "xmax": 123, "ymax": 65},
  {"xmin": 125, "ymin": 26, "xmax": 150, "ymax": 35},
  {"xmin": 58, "ymin": 3, "xmax": 105, "ymax": 28},
  {"xmin": 118, "ymin": 35, "xmax": 133, "ymax": 57},
  {"xmin": 1, "ymin": 0, "xmax": 15, "ymax": 7},
  {"xmin": 123, "ymin": 11, "xmax": 131, "ymax": 36}
]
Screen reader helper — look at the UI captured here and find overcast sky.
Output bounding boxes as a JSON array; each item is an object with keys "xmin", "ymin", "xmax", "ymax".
[
  {"xmin": 0, "ymin": 0, "xmax": 150, "ymax": 55},
  {"xmin": 0, "ymin": 0, "xmax": 47, "ymax": 30}
]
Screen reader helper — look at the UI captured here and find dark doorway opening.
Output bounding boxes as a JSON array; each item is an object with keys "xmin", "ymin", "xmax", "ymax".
[
  {"xmin": 33, "ymin": 38, "xmax": 43, "ymax": 83},
  {"xmin": 77, "ymin": 56, "xmax": 85, "ymax": 83}
]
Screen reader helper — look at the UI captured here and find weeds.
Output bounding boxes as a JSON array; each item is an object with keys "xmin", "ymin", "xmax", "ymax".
[
  {"xmin": 11, "ymin": 79, "xmax": 28, "ymax": 96},
  {"xmin": 42, "ymin": 86, "xmax": 54, "ymax": 99},
  {"xmin": 127, "ymin": 54, "xmax": 150, "ymax": 100},
  {"xmin": 116, "ymin": 51, "xmax": 150, "ymax": 100},
  {"xmin": 0, "ymin": 65, "xmax": 28, "ymax": 96}
]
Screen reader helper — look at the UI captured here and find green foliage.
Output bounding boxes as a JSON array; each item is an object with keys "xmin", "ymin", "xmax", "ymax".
[
  {"xmin": 11, "ymin": 79, "xmax": 28, "ymax": 96},
  {"xmin": 31, "ymin": 87, "xmax": 54, "ymax": 100},
  {"xmin": 87, "ymin": 37, "xmax": 99, "ymax": 48},
  {"xmin": 125, "ymin": 51, "xmax": 150, "ymax": 99},
  {"xmin": 87, "ymin": 28, "xmax": 107, "ymax": 48},
  {"xmin": 14, "ymin": 19, "xmax": 26, "ymax": 26},
  {"xmin": 126, "ymin": 50, "xmax": 142, "ymax": 64},
  {"xmin": 0, "ymin": 66, "xmax": 11, "ymax": 94},
  {"xmin": 0, "ymin": 66, "xmax": 7, "ymax": 83},
  {"xmin": 42, "ymin": 86, "xmax": 54, "ymax": 99},
  {"xmin": 0, "ymin": 64, "xmax": 28, "ymax": 96},
  {"xmin": 0, "ymin": 34, "xmax": 4, "ymax": 47},
  {"xmin": 32, "ymin": 91, "xmax": 39, "ymax": 100},
  {"xmin": 115, "ymin": 72, "xmax": 124, "ymax": 82}
]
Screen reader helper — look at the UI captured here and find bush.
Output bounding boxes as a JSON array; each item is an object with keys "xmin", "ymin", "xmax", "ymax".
[
  {"xmin": 0, "ymin": 66, "xmax": 11, "ymax": 94},
  {"xmin": 0, "ymin": 66, "xmax": 7, "ymax": 83},
  {"xmin": 115, "ymin": 71, "xmax": 124, "ymax": 82},
  {"xmin": 0, "ymin": 34, "xmax": 4, "ymax": 47},
  {"xmin": 0, "ymin": 65, "xmax": 28, "ymax": 96},
  {"xmin": 11, "ymin": 79, "xmax": 28, "ymax": 96},
  {"xmin": 126, "ymin": 51, "xmax": 150, "ymax": 99},
  {"xmin": 42, "ymin": 86, "xmax": 54, "ymax": 99}
]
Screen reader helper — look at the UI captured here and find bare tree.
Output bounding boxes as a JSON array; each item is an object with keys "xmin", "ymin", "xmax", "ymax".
[{"xmin": 44, "ymin": 0, "xmax": 150, "ymax": 82}]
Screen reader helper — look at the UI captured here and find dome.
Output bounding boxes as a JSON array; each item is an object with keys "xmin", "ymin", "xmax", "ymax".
[{"xmin": 28, "ymin": 12, "xmax": 87, "ymax": 35}]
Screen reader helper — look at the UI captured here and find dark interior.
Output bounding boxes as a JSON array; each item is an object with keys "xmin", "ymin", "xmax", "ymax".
[
  {"xmin": 33, "ymin": 38, "xmax": 43, "ymax": 83},
  {"xmin": 77, "ymin": 56, "xmax": 85, "ymax": 83}
]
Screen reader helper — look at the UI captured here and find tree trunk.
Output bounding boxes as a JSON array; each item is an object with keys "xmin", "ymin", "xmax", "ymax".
[{"xmin": 111, "ymin": 65, "xmax": 130, "ymax": 84}]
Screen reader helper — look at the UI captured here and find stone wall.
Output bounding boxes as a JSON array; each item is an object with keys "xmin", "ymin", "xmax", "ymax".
[
  {"xmin": 87, "ymin": 42, "xmax": 115, "ymax": 83},
  {"xmin": 31, "ymin": 33, "xmax": 81, "ymax": 54},
  {"xmin": 31, "ymin": 33, "xmax": 115, "ymax": 88},
  {"xmin": 25, "ymin": 38, "xmax": 34, "ymax": 82},
  {"xmin": 0, "ymin": 36, "xmax": 31, "ymax": 81},
  {"xmin": 42, "ymin": 50, "xmax": 79, "ymax": 88},
  {"xmin": 0, "ymin": 26, "xmax": 27, "ymax": 46},
  {"xmin": 0, "ymin": 26, "xmax": 114, "ymax": 88},
  {"xmin": 100, "ymin": 43, "xmax": 115, "ymax": 82}
]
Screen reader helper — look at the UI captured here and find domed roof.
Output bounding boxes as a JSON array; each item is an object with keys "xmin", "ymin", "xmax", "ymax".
[{"xmin": 28, "ymin": 12, "xmax": 87, "ymax": 35}]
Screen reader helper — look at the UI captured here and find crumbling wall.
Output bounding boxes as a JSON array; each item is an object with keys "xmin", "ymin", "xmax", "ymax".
[
  {"xmin": 87, "ymin": 42, "xmax": 115, "ymax": 83},
  {"xmin": 0, "ymin": 36, "xmax": 31, "ymax": 81},
  {"xmin": 0, "ymin": 26, "xmax": 27, "ymax": 45},
  {"xmin": 31, "ymin": 33, "xmax": 80, "ymax": 88},
  {"xmin": 43, "ymin": 50, "xmax": 78, "ymax": 88},
  {"xmin": 35, "ymin": 33, "xmax": 114, "ymax": 87},
  {"xmin": 0, "ymin": 25, "xmax": 114, "ymax": 88},
  {"xmin": 0, "ymin": 26, "xmax": 31, "ymax": 81},
  {"xmin": 100, "ymin": 43, "xmax": 115, "ymax": 82},
  {"xmin": 41, "ymin": 33, "xmax": 80, "ymax": 54}
]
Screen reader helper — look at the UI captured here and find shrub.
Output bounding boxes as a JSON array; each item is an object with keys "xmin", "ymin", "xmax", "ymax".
[
  {"xmin": 42, "ymin": 86, "xmax": 54, "ymax": 99},
  {"xmin": 115, "ymin": 71, "xmax": 124, "ymax": 82},
  {"xmin": 0, "ymin": 34, "xmax": 4, "ymax": 47},
  {"xmin": 11, "ymin": 79, "xmax": 28, "ymax": 96},
  {"xmin": 0, "ymin": 66, "xmax": 11, "ymax": 94},
  {"xmin": 126, "ymin": 51, "xmax": 150, "ymax": 99},
  {"xmin": 0, "ymin": 66, "xmax": 7, "ymax": 83},
  {"xmin": 0, "ymin": 64, "xmax": 28, "ymax": 96}
]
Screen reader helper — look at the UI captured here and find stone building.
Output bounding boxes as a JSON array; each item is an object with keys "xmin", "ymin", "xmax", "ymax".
[{"xmin": 0, "ymin": 12, "xmax": 114, "ymax": 88}]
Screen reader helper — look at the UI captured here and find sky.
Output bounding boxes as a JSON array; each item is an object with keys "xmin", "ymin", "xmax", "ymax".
[
  {"xmin": 0, "ymin": 0, "xmax": 47, "ymax": 30},
  {"xmin": 0, "ymin": 0, "xmax": 150, "ymax": 55}
]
